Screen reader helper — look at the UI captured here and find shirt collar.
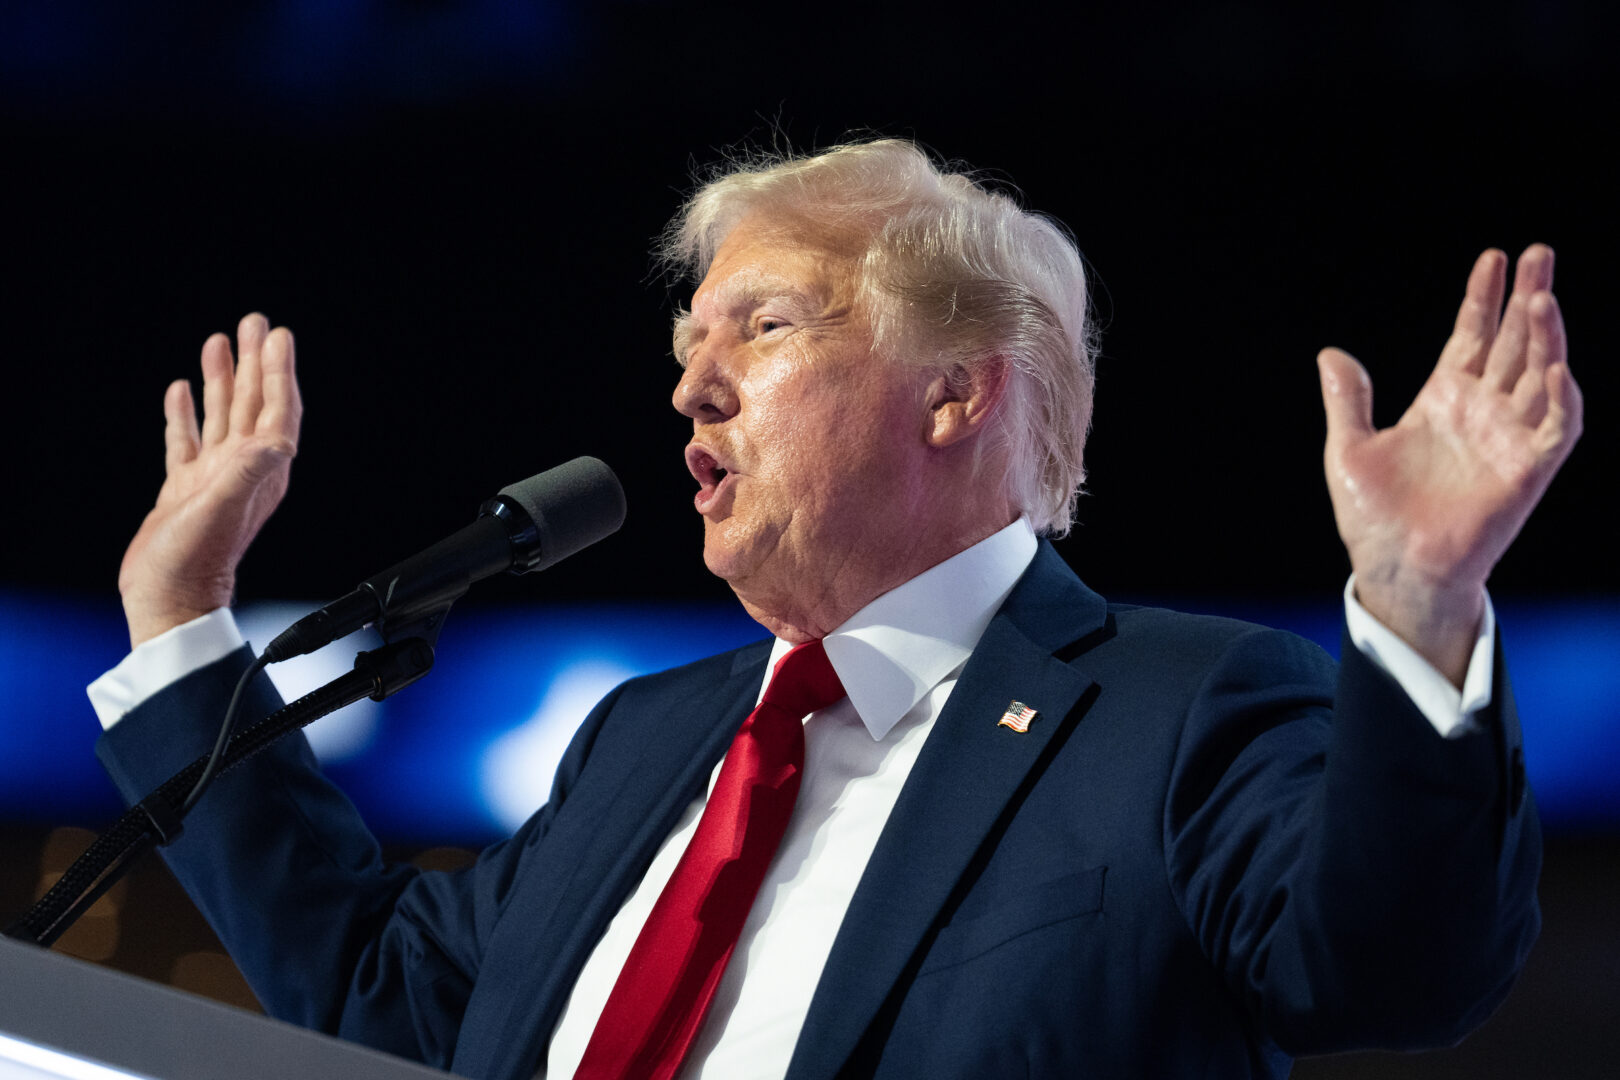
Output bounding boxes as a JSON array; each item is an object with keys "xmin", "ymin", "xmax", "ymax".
[{"xmin": 764, "ymin": 518, "xmax": 1039, "ymax": 741}]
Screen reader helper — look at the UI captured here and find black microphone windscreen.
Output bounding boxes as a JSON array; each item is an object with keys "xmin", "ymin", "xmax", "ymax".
[{"xmin": 500, "ymin": 457, "xmax": 626, "ymax": 573}]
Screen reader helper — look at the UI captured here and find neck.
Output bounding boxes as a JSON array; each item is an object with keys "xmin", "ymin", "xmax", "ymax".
[{"xmin": 734, "ymin": 510, "xmax": 1019, "ymax": 643}]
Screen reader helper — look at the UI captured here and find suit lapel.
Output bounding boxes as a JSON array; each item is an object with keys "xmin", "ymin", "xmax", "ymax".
[
  {"xmin": 785, "ymin": 544, "xmax": 1107, "ymax": 1080},
  {"xmin": 457, "ymin": 642, "xmax": 772, "ymax": 1080}
]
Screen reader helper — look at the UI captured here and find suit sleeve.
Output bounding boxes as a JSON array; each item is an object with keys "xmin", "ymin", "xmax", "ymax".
[
  {"xmin": 95, "ymin": 644, "xmax": 625, "ymax": 1069},
  {"xmin": 1162, "ymin": 625, "xmax": 1540, "ymax": 1055}
]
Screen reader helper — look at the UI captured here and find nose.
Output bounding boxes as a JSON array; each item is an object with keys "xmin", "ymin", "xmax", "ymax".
[{"xmin": 673, "ymin": 342, "xmax": 739, "ymax": 422}]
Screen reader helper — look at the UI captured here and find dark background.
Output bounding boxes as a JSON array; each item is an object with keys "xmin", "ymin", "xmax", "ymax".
[
  {"xmin": 2, "ymin": 2, "xmax": 1612, "ymax": 609},
  {"xmin": 2, "ymin": 2, "xmax": 1614, "ymax": 1076}
]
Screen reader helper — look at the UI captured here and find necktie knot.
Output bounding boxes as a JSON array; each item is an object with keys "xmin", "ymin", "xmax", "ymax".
[{"xmin": 761, "ymin": 638, "xmax": 846, "ymax": 720}]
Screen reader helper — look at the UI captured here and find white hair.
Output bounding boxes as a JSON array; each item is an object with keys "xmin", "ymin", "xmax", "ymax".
[{"xmin": 660, "ymin": 138, "xmax": 1097, "ymax": 536}]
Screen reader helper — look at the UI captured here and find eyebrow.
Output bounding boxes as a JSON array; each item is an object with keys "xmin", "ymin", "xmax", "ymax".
[
  {"xmin": 713, "ymin": 265, "xmax": 795, "ymax": 305},
  {"xmin": 672, "ymin": 310, "xmax": 696, "ymax": 368},
  {"xmin": 673, "ymin": 268, "xmax": 824, "ymax": 367}
]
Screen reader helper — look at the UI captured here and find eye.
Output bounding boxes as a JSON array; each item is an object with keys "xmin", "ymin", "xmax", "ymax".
[{"xmin": 756, "ymin": 316, "xmax": 788, "ymax": 335}]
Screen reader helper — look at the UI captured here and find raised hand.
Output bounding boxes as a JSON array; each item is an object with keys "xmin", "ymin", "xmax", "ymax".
[
  {"xmin": 1317, "ymin": 244, "xmax": 1582, "ymax": 685},
  {"xmin": 119, "ymin": 314, "xmax": 302, "ymax": 647}
]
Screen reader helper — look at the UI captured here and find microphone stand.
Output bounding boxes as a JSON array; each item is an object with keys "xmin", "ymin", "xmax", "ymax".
[
  {"xmin": 7, "ymin": 458, "xmax": 627, "ymax": 949},
  {"xmin": 4, "ymin": 636, "xmax": 436, "ymax": 948}
]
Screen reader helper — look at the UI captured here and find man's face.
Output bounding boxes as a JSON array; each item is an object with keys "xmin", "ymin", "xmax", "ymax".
[{"xmin": 673, "ymin": 215, "xmax": 934, "ymax": 625}]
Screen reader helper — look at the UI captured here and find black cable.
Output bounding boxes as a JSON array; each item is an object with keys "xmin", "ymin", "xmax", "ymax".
[
  {"xmin": 7, "ymin": 654, "xmax": 387, "ymax": 946},
  {"xmin": 7, "ymin": 640, "xmax": 433, "ymax": 947},
  {"xmin": 180, "ymin": 654, "xmax": 268, "ymax": 815}
]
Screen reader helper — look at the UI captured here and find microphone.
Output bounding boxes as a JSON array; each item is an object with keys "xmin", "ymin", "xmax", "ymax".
[{"xmin": 261, "ymin": 457, "xmax": 626, "ymax": 663}]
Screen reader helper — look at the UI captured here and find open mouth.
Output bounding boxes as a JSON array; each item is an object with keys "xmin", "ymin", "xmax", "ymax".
[{"xmin": 686, "ymin": 445, "xmax": 735, "ymax": 509}]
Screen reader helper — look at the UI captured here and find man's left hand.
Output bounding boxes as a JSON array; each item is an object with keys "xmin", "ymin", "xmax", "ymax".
[{"xmin": 1317, "ymin": 243, "xmax": 1582, "ymax": 686}]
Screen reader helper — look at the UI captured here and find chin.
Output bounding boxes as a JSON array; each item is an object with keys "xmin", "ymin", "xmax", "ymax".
[
  {"xmin": 700, "ymin": 520, "xmax": 779, "ymax": 590},
  {"xmin": 701, "ymin": 532, "xmax": 747, "ymax": 583},
  {"xmin": 701, "ymin": 543, "xmax": 731, "ymax": 580}
]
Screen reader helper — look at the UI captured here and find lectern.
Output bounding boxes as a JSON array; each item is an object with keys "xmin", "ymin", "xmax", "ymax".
[{"xmin": 0, "ymin": 936, "xmax": 462, "ymax": 1079}]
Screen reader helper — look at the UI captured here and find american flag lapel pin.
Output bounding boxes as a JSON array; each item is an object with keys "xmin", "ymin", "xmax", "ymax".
[{"xmin": 997, "ymin": 700, "xmax": 1038, "ymax": 733}]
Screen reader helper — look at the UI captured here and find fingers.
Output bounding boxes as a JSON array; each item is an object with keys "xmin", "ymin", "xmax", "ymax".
[
  {"xmin": 1535, "ymin": 361, "xmax": 1583, "ymax": 465},
  {"xmin": 1483, "ymin": 244, "xmax": 1556, "ymax": 392},
  {"xmin": 1317, "ymin": 347, "xmax": 1375, "ymax": 455},
  {"xmin": 1523, "ymin": 289, "xmax": 1565, "ymax": 376},
  {"xmin": 229, "ymin": 313, "xmax": 270, "ymax": 437},
  {"xmin": 195, "ymin": 314, "xmax": 295, "ymax": 451},
  {"xmin": 1440, "ymin": 249, "xmax": 1507, "ymax": 374},
  {"xmin": 255, "ymin": 326, "xmax": 303, "ymax": 453},
  {"xmin": 198, "ymin": 332, "xmax": 234, "ymax": 447},
  {"xmin": 1510, "ymin": 291, "xmax": 1567, "ymax": 425},
  {"xmin": 1513, "ymin": 242, "xmax": 1556, "ymax": 293},
  {"xmin": 163, "ymin": 379, "xmax": 201, "ymax": 474}
]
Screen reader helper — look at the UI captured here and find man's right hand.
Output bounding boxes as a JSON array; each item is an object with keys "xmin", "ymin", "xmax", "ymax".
[{"xmin": 119, "ymin": 313, "xmax": 302, "ymax": 648}]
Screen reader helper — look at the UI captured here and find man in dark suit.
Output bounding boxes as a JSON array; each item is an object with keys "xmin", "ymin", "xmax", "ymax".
[{"xmin": 91, "ymin": 140, "xmax": 1578, "ymax": 1077}]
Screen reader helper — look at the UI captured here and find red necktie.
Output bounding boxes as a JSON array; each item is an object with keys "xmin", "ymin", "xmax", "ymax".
[{"xmin": 574, "ymin": 639, "xmax": 846, "ymax": 1080}]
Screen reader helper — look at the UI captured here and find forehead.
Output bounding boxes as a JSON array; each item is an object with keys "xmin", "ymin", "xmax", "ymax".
[{"xmin": 689, "ymin": 214, "xmax": 865, "ymax": 319}]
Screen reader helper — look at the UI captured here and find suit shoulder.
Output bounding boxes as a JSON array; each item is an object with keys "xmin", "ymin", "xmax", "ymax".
[
  {"xmin": 546, "ymin": 636, "xmax": 772, "ymax": 800},
  {"xmin": 1096, "ymin": 602, "xmax": 1337, "ymax": 685},
  {"xmin": 609, "ymin": 636, "xmax": 774, "ymax": 701}
]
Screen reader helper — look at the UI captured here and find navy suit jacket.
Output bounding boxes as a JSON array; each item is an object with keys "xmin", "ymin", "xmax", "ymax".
[{"xmin": 97, "ymin": 543, "xmax": 1540, "ymax": 1078}]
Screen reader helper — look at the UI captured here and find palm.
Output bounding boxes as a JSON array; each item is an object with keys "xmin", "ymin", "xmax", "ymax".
[
  {"xmin": 1318, "ymin": 245, "xmax": 1581, "ymax": 675},
  {"xmin": 118, "ymin": 315, "xmax": 302, "ymax": 646},
  {"xmin": 1332, "ymin": 364, "xmax": 1559, "ymax": 584}
]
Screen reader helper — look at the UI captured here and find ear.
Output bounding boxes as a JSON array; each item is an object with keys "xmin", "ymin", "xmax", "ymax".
[{"xmin": 924, "ymin": 357, "xmax": 1008, "ymax": 449}]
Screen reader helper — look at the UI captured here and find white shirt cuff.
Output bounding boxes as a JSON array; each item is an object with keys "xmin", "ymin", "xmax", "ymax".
[
  {"xmin": 1343, "ymin": 577, "xmax": 1495, "ymax": 739},
  {"xmin": 86, "ymin": 608, "xmax": 247, "ymax": 730}
]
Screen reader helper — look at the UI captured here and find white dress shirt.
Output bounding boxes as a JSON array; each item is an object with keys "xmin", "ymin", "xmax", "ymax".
[
  {"xmin": 86, "ymin": 521, "xmax": 1496, "ymax": 1078},
  {"xmin": 546, "ymin": 520, "xmax": 1040, "ymax": 1079}
]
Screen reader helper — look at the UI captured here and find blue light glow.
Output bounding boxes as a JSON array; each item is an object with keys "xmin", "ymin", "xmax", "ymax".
[{"xmin": 3, "ymin": 591, "xmax": 1616, "ymax": 842}]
